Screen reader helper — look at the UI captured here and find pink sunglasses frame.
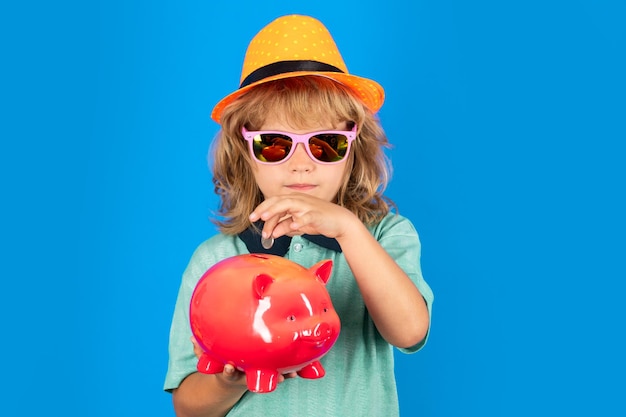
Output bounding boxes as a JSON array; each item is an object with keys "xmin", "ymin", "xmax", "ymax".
[{"xmin": 241, "ymin": 125, "xmax": 357, "ymax": 165}]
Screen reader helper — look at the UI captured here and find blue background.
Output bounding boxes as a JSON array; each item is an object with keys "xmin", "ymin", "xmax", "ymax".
[{"xmin": 2, "ymin": 1, "xmax": 624, "ymax": 415}]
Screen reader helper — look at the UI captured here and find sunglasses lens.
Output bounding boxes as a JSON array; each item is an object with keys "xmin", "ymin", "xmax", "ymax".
[
  {"xmin": 252, "ymin": 134, "xmax": 293, "ymax": 162},
  {"xmin": 308, "ymin": 133, "xmax": 350, "ymax": 163}
]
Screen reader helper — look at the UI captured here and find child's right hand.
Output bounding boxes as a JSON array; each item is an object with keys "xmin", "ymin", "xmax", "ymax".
[{"xmin": 249, "ymin": 193, "xmax": 358, "ymax": 242}]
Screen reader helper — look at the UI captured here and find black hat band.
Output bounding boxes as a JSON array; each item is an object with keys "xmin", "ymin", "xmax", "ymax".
[{"xmin": 240, "ymin": 60, "xmax": 344, "ymax": 88}]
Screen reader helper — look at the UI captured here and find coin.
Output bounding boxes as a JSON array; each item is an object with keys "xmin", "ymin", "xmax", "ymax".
[{"xmin": 261, "ymin": 236, "xmax": 274, "ymax": 249}]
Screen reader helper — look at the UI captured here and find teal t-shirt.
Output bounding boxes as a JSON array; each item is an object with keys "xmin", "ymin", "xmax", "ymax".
[{"xmin": 164, "ymin": 213, "xmax": 434, "ymax": 416}]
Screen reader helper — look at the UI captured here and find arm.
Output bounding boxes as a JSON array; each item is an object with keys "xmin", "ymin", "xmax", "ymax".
[
  {"xmin": 250, "ymin": 195, "xmax": 430, "ymax": 349},
  {"xmin": 172, "ymin": 341, "xmax": 298, "ymax": 416},
  {"xmin": 172, "ymin": 368, "xmax": 247, "ymax": 417},
  {"xmin": 335, "ymin": 215, "xmax": 429, "ymax": 348}
]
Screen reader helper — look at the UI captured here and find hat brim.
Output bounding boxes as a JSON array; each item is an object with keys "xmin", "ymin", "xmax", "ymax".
[{"xmin": 211, "ymin": 71, "xmax": 385, "ymax": 123}]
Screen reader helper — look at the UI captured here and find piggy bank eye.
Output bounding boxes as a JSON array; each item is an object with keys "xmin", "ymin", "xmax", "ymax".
[
  {"xmin": 323, "ymin": 308, "xmax": 328, "ymax": 313},
  {"xmin": 287, "ymin": 315, "xmax": 296, "ymax": 321}
]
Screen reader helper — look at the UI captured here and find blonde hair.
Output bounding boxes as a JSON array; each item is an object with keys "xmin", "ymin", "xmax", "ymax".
[{"xmin": 210, "ymin": 76, "xmax": 395, "ymax": 234}]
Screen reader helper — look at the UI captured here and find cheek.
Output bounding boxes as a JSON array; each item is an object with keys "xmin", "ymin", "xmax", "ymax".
[
  {"xmin": 325, "ymin": 164, "xmax": 349, "ymax": 189},
  {"xmin": 252, "ymin": 164, "xmax": 283, "ymax": 197}
]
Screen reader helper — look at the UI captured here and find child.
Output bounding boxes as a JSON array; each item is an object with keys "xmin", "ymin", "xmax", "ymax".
[{"xmin": 164, "ymin": 14, "xmax": 434, "ymax": 417}]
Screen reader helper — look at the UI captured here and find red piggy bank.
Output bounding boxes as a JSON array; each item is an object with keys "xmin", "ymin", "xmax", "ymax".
[{"xmin": 189, "ymin": 253, "xmax": 341, "ymax": 393}]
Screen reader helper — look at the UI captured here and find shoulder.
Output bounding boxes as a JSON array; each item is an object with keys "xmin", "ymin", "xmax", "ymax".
[
  {"xmin": 368, "ymin": 212, "xmax": 419, "ymax": 240},
  {"xmin": 190, "ymin": 233, "xmax": 241, "ymax": 258},
  {"xmin": 181, "ymin": 234, "xmax": 248, "ymax": 288}
]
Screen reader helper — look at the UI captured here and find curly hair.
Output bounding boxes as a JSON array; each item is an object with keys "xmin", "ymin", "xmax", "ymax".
[{"xmin": 210, "ymin": 76, "xmax": 395, "ymax": 234}]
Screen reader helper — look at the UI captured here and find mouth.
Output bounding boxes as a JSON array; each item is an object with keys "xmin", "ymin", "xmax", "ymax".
[
  {"xmin": 302, "ymin": 338, "xmax": 330, "ymax": 348},
  {"xmin": 285, "ymin": 184, "xmax": 316, "ymax": 192}
]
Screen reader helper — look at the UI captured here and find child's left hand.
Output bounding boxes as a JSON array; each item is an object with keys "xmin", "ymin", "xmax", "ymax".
[{"xmin": 249, "ymin": 194, "xmax": 357, "ymax": 240}]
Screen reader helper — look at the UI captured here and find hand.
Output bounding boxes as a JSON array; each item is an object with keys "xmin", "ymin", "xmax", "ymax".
[
  {"xmin": 249, "ymin": 193, "xmax": 357, "ymax": 240},
  {"xmin": 190, "ymin": 337, "xmax": 247, "ymax": 388},
  {"xmin": 190, "ymin": 337, "xmax": 297, "ymax": 389}
]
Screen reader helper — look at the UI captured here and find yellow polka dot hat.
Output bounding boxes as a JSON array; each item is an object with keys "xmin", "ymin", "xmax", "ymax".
[{"xmin": 211, "ymin": 14, "xmax": 385, "ymax": 123}]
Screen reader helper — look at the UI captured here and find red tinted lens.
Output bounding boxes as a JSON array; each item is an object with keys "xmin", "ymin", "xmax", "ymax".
[
  {"xmin": 308, "ymin": 133, "xmax": 350, "ymax": 163},
  {"xmin": 252, "ymin": 134, "xmax": 293, "ymax": 162}
]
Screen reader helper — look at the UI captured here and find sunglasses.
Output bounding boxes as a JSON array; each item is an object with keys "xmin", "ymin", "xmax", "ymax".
[{"xmin": 241, "ymin": 125, "xmax": 357, "ymax": 165}]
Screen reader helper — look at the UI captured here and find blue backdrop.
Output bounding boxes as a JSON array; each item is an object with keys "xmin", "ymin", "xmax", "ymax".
[{"xmin": 2, "ymin": 1, "xmax": 625, "ymax": 415}]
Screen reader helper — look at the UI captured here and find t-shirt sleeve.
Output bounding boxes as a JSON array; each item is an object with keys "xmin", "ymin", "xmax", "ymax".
[{"xmin": 163, "ymin": 242, "xmax": 216, "ymax": 391}]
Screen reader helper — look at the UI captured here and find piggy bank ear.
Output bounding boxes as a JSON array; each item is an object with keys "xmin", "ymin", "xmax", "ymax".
[
  {"xmin": 252, "ymin": 274, "xmax": 274, "ymax": 299},
  {"xmin": 310, "ymin": 260, "xmax": 333, "ymax": 285}
]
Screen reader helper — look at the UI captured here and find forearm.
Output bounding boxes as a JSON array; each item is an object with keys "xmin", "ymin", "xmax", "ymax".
[
  {"xmin": 336, "ymin": 217, "xmax": 430, "ymax": 348},
  {"xmin": 173, "ymin": 372, "xmax": 246, "ymax": 417}
]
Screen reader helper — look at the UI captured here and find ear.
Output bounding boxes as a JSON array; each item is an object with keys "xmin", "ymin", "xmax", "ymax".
[
  {"xmin": 252, "ymin": 274, "xmax": 274, "ymax": 299},
  {"xmin": 310, "ymin": 260, "xmax": 333, "ymax": 285}
]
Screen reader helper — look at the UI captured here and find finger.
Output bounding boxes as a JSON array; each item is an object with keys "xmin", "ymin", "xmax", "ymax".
[
  {"xmin": 260, "ymin": 213, "xmax": 288, "ymax": 240},
  {"xmin": 249, "ymin": 197, "xmax": 279, "ymax": 223},
  {"xmin": 276, "ymin": 371, "xmax": 298, "ymax": 384},
  {"xmin": 250, "ymin": 196, "xmax": 315, "ymax": 236},
  {"xmin": 223, "ymin": 364, "xmax": 236, "ymax": 378},
  {"xmin": 222, "ymin": 364, "xmax": 246, "ymax": 384},
  {"xmin": 286, "ymin": 212, "xmax": 308, "ymax": 231},
  {"xmin": 254, "ymin": 196, "xmax": 303, "ymax": 221},
  {"xmin": 190, "ymin": 336, "xmax": 204, "ymax": 358},
  {"xmin": 281, "ymin": 210, "xmax": 318, "ymax": 235},
  {"xmin": 269, "ymin": 215, "xmax": 298, "ymax": 237}
]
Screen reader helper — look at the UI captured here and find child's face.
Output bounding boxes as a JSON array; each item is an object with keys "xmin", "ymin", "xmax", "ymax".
[{"xmin": 250, "ymin": 116, "xmax": 350, "ymax": 203}]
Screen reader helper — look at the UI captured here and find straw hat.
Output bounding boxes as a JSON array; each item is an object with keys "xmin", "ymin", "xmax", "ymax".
[{"xmin": 211, "ymin": 14, "xmax": 385, "ymax": 123}]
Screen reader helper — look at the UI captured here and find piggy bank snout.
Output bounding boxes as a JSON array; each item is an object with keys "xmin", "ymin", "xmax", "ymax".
[
  {"xmin": 301, "ymin": 322, "xmax": 335, "ymax": 342},
  {"xmin": 314, "ymin": 322, "xmax": 331, "ymax": 338}
]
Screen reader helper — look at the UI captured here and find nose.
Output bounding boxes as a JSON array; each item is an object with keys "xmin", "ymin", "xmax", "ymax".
[{"xmin": 287, "ymin": 144, "xmax": 314, "ymax": 172}]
